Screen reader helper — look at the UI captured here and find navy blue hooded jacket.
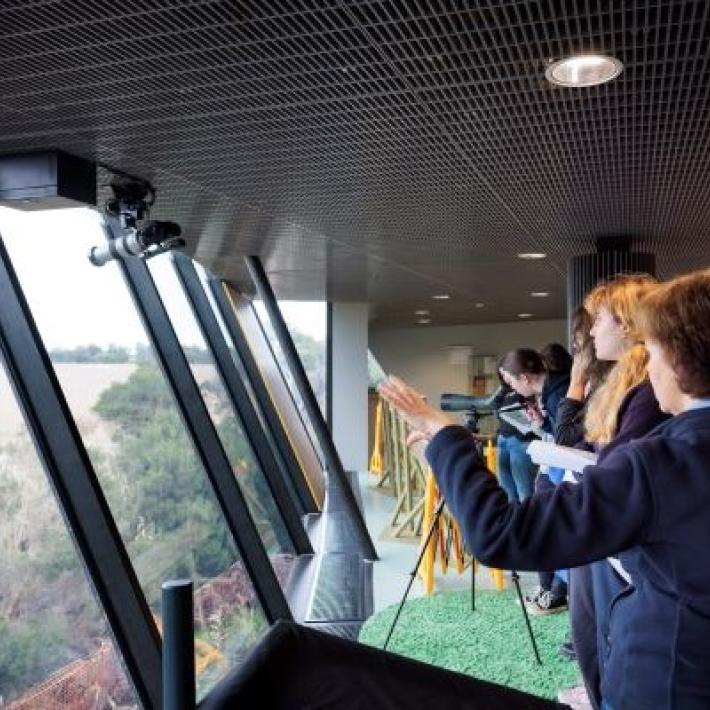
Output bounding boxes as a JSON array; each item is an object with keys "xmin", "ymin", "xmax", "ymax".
[
  {"xmin": 425, "ymin": 407, "xmax": 710, "ymax": 709},
  {"xmin": 540, "ymin": 369, "xmax": 569, "ymax": 436}
]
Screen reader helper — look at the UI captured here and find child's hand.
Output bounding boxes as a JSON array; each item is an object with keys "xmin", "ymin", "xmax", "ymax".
[{"xmin": 524, "ymin": 403, "xmax": 544, "ymax": 428}]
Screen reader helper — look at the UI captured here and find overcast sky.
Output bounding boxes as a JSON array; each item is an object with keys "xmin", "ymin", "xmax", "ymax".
[{"xmin": 0, "ymin": 206, "xmax": 325, "ymax": 350}]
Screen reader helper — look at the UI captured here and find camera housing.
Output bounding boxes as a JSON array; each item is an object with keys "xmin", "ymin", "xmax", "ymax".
[{"xmin": 89, "ymin": 180, "xmax": 185, "ymax": 266}]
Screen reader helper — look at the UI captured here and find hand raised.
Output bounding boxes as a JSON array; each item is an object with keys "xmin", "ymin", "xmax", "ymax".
[{"xmin": 378, "ymin": 375, "xmax": 455, "ymax": 443}]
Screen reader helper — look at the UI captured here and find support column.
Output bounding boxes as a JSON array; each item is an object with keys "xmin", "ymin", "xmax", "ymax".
[
  {"xmin": 567, "ymin": 237, "xmax": 656, "ymax": 329},
  {"xmin": 331, "ymin": 303, "xmax": 369, "ymax": 472}
]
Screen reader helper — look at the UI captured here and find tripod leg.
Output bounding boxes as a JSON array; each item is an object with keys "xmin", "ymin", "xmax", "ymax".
[
  {"xmin": 511, "ymin": 571, "xmax": 542, "ymax": 665},
  {"xmin": 383, "ymin": 498, "xmax": 447, "ymax": 651}
]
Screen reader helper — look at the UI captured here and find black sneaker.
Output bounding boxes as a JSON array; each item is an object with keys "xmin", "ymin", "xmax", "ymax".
[{"xmin": 528, "ymin": 589, "xmax": 568, "ymax": 615}]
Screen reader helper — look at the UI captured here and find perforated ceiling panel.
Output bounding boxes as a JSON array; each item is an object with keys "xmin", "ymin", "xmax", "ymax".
[{"xmin": 1, "ymin": 1, "xmax": 709, "ymax": 327}]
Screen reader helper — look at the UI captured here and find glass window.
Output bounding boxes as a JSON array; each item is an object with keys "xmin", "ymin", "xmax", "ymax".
[
  {"xmin": 0, "ymin": 207, "xmax": 267, "ymax": 699},
  {"xmin": 193, "ymin": 262, "xmax": 307, "ymax": 510},
  {"xmin": 147, "ymin": 255, "xmax": 296, "ymax": 575},
  {"xmin": 252, "ymin": 300, "xmax": 327, "ymax": 463},
  {"xmin": 0, "ymin": 354, "xmax": 138, "ymax": 708}
]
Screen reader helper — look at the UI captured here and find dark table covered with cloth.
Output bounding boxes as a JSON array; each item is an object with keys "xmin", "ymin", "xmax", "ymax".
[{"xmin": 200, "ymin": 620, "xmax": 565, "ymax": 710}]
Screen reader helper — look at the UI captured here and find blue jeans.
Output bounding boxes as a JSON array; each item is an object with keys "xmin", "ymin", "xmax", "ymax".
[
  {"xmin": 496, "ymin": 434, "xmax": 535, "ymax": 503},
  {"xmin": 535, "ymin": 470, "xmax": 569, "ymax": 594}
]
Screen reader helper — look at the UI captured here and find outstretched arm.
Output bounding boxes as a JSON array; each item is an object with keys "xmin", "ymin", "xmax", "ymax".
[{"xmin": 426, "ymin": 426, "xmax": 653, "ymax": 571}]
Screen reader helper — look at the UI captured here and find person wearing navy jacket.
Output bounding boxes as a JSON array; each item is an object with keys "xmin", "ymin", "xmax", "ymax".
[
  {"xmin": 380, "ymin": 269, "xmax": 710, "ymax": 710},
  {"xmin": 558, "ymin": 275, "xmax": 668, "ymax": 709},
  {"xmin": 499, "ymin": 347, "xmax": 572, "ymax": 613}
]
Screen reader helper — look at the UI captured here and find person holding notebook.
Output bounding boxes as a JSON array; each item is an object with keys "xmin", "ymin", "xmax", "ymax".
[{"xmin": 380, "ymin": 268, "xmax": 710, "ymax": 710}]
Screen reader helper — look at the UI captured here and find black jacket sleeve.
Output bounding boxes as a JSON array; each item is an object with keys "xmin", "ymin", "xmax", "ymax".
[
  {"xmin": 425, "ymin": 426, "xmax": 653, "ymax": 571},
  {"xmin": 555, "ymin": 397, "xmax": 587, "ymax": 447}
]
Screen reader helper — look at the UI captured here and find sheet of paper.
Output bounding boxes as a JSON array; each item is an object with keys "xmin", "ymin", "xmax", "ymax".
[{"xmin": 527, "ymin": 440, "xmax": 598, "ymax": 473}]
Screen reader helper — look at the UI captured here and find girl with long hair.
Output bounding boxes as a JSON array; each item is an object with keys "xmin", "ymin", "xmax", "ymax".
[
  {"xmin": 498, "ymin": 346, "xmax": 571, "ymax": 613},
  {"xmin": 381, "ymin": 267, "xmax": 710, "ymax": 709},
  {"xmin": 558, "ymin": 275, "xmax": 669, "ymax": 708}
]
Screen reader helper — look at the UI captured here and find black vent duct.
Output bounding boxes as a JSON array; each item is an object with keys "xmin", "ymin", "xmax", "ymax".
[{"xmin": 567, "ymin": 237, "xmax": 656, "ymax": 328}]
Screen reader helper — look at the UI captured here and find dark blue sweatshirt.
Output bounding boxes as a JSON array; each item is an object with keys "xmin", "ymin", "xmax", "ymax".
[
  {"xmin": 540, "ymin": 370, "xmax": 569, "ymax": 436},
  {"xmin": 425, "ymin": 407, "xmax": 710, "ymax": 709}
]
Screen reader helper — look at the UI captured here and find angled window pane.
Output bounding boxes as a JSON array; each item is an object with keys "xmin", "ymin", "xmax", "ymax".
[
  {"xmin": 193, "ymin": 262, "xmax": 320, "ymax": 512},
  {"xmin": 252, "ymin": 300, "xmax": 327, "ymax": 464},
  {"xmin": 0, "ymin": 207, "xmax": 267, "ymax": 698},
  {"xmin": 147, "ymin": 255, "xmax": 295, "ymax": 583},
  {"xmin": 0, "ymin": 354, "xmax": 138, "ymax": 708}
]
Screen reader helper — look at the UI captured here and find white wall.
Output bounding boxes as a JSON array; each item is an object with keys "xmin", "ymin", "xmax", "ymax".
[
  {"xmin": 369, "ymin": 319, "xmax": 567, "ymax": 405},
  {"xmin": 331, "ymin": 303, "xmax": 369, "ymax": 471}
]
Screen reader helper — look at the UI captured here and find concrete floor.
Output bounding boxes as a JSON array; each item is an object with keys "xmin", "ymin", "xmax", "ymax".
[{"xmin": 358, "ymin": 472, "xmax": 537, "ymax": 613}]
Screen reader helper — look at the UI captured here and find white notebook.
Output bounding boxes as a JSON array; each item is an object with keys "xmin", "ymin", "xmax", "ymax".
[{"xmin": 526, "ymin": 440, "xmax": 598, "ymax": 473}]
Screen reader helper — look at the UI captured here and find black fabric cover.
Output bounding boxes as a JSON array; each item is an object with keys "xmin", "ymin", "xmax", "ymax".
[{"xmin": 200, "ymin": 620, "xmax": 565, "ymax": 710}]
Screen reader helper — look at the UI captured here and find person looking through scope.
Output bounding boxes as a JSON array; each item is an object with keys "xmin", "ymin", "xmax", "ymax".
[
  {"xmin": 379, "ymin": 267, "xmax": 710, "ymax": 710},
  {"xmin": 441, "ymin": 388, "xmax": 538, "ymax": 502}
]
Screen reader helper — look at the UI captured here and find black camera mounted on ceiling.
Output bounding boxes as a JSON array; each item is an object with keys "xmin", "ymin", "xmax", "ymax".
[{"xmin": 89, "ymin": 178, "xmax": 185, "ymax": 267}]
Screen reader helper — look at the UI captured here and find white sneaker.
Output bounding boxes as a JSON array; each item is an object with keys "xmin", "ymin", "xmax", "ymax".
[
  {"xmin": 557, "ymin": 684, "xmax": 592, "ymax": 709},
  {"xmin": 522, "ymin": 585, "xmax": 545, "ymax": 605},
  {"xmin": 527, "ymin": 589, "xmax": 568, "ymax": 615}
]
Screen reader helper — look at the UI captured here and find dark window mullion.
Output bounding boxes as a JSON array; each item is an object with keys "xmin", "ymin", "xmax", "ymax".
[
  {"xmin": 245, "ymin": 255, "xmax": 378, "ymax": 561},
  {"xmin": 172, "ymin": 253, "xmax": 312, "ymax": 553},
  {"xmin": 208, "ymin": 276, "xmax": 320, "ymax": 515},
  {"xmin": 110, "ymin": 221, "xmax": 292, "ymax": 624},
  {"xmin": 0, "ymin": 236, "xmax": 162, "ymax": 710}
]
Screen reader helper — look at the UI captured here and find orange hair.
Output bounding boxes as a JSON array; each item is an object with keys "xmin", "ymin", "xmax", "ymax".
[{"xmin": 583, "ymin": 274, "xmax": 658, "ymax": 444}]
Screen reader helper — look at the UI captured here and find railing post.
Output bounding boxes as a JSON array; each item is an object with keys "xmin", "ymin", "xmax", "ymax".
[{"xmin": 162, "ymin": 579, "xmax": 195, "ymax": 710}]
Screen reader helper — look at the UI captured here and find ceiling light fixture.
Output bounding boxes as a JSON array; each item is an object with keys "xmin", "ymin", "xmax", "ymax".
[
  {"xmin": 475, "ymin": 302, "xmax": 485, "ymax": 308},
  {"xmin": 417, "ymin": 318, "xmax": 432, "ymax": 325},
  {"xmin": 530, "ymin": 291, "xmax": 550, "ymax": 297},
  {"xmin": 545, "ymin": 54, "xmax": 623, "ymax": 88},
  {"xmin": 415, "ymin": 309, "xmax": 430, "ymax": 316},
  {"xmin": 517, "ymin": 252, "xmax": 547, "ymax": 260},
  {"xmin": 432, "ymin": 294, "xmax": 450, "ymax": 300},
  {"xmin": 517, "ymin": 313, "xmax": 533, "ymax": 319}
]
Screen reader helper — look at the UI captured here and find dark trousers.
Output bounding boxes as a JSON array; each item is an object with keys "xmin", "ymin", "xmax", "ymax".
[
  {"xmin": 569, "ymin": 565, "xmax": 601, "ymax": 710},
  {"xmin": 201, "ymin": 620, "xmax": 565, "ymax": 710}
]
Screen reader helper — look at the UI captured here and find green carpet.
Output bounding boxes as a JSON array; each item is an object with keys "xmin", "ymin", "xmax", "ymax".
[{"xmin": 359, "ymin": 589, "xmax": 578, "ymax": 700}]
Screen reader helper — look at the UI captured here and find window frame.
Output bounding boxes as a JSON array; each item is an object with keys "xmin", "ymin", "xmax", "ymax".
[
  {"xmin": 0, "ymin": 235, "xmax": 162, "ymax": 709},
  {"xmin": 170, "ymin": 252, "xmax": 313, "ymax": 552},
  {"xmin": 112, "ymin": 219, "xmax": 293, "ymax": 625},
  {"xmin": 244, "ymin": 256, "xmax": 377, "ymax": 561}
]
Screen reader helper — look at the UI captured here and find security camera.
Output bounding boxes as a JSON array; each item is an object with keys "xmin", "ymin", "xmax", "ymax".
[
  {"xmin": 89, "ymin": 179, "xmax": 184, "ymax": 266},
  {"xmin": 89, "ymin": 220, "xmax": 184, "ymax": 266}
]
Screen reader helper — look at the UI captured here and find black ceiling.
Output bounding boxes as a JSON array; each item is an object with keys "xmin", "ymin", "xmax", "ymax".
[{"xmin": 1, "ymin": 1, "xmax": 709, "ymax": 327}]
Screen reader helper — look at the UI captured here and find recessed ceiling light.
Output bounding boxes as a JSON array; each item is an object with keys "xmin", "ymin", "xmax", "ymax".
[
  {"xmin": 530, "ymin": 291, "xmax": 550, "ymax": 297},
  {"xmin": 545, "ymin": 54, "xmax": 623, "ymax": 88},
  {"xmin": 432, "ymin": 294, "xmax": 450, "ymax": 300},
  {"xmin": 475, "ymin": 302, "xmax": 485, "ymax": 308},
  {"xmin": 417, "ymin": 318, "xmax": 432, "ymax": 325},
  {"xmin": 517, "ymin": 313, "xmax": 533, "ymax": 319},
  {"xmin": 517, "ymin": 252, "xmax": 547, "ymax": 260},
  {"xmin": 415, "ymin": 309, "xmax": 430, "ymax": 316}
]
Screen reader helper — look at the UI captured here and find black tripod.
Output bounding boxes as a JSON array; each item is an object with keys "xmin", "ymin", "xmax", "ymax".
[
  {"xmin": 383, "ymin": 496, "xmax": 446, "ymax": 651},
  {"xmin": 383, "ymin": 407, "xmax": 542, "ymax": 665}
]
